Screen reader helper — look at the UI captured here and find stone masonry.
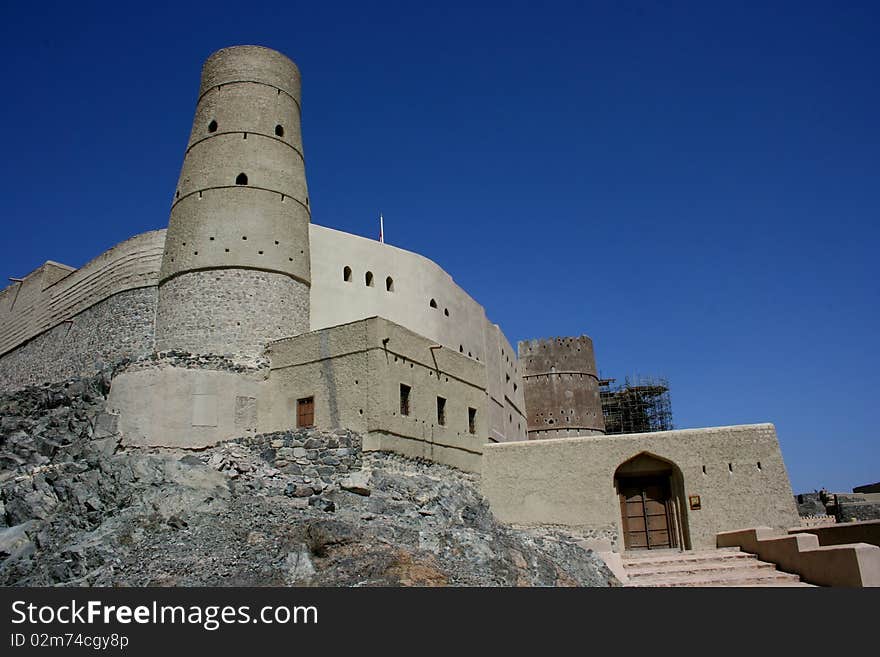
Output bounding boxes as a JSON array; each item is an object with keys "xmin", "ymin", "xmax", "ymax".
[
  {"xmin": 0, "ymin": 288, "xmax": 156, "ymax": 394},
  {"xmin": 155, "ymin": 270, "xmax": 309, "ymax": 357}
]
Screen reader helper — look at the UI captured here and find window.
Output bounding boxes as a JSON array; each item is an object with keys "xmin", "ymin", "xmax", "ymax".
[
  {"xmin": 343, "ymin": 266, "xmax": 352, "ymax": 282},
  {"xmin": 429, "ymin": 299, "xmax": 438, "ymax": 308},
  {"xmin": 235, "ymin": 172, "xmax": 248, "ymax": 185},
  {"xmin": 444, "ymin": 308, "xmax": 449, "ymax": 317},
  {"xmin": 468, "ymin": 407, "xmax": 477, "ymax": 434},
  {"xmin": 296, "ymin": 397, "xmax": 314, "ymax": 427},
  {"xmin": 386, "ymin": 276, "xmax": 394, "ymax": 292},
  {"xmin": 437, "ymin": 397, "xmax": 446, "ymax": 426},
  {"xmin": 365, "ymin": 271, "xmax": 374, "ymax": 287},
  {"xmin": 208, "ymin": 119, "xmax": 218, "ymax": 133},
  {"xmin": 400, "ymin": 384, "xmax": 411, "ymax": 416},
  {"xmin": 275, "ymin": 124, "xmax": 284, "ymax": 137}
]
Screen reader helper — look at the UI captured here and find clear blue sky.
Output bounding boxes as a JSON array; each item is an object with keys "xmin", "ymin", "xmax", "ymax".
[{"xmin": 1, "ymin": 2, "xmax": 877, "ymax": 493}]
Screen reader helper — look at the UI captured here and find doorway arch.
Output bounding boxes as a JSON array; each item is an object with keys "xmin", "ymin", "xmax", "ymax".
[{"xmin": 614, "ymin": 452, "xmax": 690, "ymax": 551}]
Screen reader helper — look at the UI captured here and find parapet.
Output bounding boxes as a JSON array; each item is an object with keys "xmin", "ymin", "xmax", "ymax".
[
  {"xmin": 199, "ymin": 45, "xmax": 301, "ymax": 100},
  {"xmin": 517, "ymin": 335, "xmax": 598, "ymax": 377}
]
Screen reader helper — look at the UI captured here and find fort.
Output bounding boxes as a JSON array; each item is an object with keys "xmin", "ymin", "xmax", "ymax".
[{"xmin": 0, "ymin": 45, "xmax": 839, "ymax": 568}]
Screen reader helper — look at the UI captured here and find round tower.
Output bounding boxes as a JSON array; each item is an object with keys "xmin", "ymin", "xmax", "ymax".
[
  {"xmin": 518, "ymin": 335, "xmax": 605, "ymax": 439},
  {"xmin": 156, "ymin": 45, "xmax": 311, "ymax": 358}
]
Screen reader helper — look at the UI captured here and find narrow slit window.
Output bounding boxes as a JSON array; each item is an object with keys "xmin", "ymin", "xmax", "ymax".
[
  {"xmin": 468, "ymin": 407, "xmax": 477, "ymax": 435},
  {"xmin": 343, "ymin": 266, "xmax": 352, "ymax": 282},
  {"xmin": 365, "ymin": 271, "xmax": 374, "ymax": 287},
  {"xmin": 275, "ymin": 124, "xmax": 284, "ymax": 137},
  {"xmin": 429, "ymin": 298, "xmax": 438, "ymax": 308},
  {"xmin": 235, "ymin": 172, "xmax": 248, "ymax": 185},
  {"xmin": 400, "ymin": 384, "xmax": 411, "ymax": 416},
  {"xmin": 437, "ymin": 397, "xmax": 446, "ymax": 426},
  {"xmin": 208, "ymin": 119, "xmax": 218, "ymax": 133},
  {"xmin": 386, "ymin": 276, "xmax": 394, "ymax": 292}
]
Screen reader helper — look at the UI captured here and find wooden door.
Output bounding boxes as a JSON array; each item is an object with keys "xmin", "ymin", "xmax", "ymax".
[
  {"xmin": 297, "ymin": 397, "xmax": 314, "ymax": 427},
  {"xmin": 619, "ymin": 477, "xmax": 674, "ymax": 550}
]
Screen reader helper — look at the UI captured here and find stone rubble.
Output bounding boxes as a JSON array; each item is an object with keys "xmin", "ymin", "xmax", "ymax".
[{"xmin": 0, "ymin": 371, "xmax": 618, "ymax": 587}]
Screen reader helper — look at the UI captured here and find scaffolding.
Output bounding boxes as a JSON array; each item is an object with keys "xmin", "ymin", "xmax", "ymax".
[{"xmin": 599, "ymin": 375, "xmax": 673, "ymax": 435}]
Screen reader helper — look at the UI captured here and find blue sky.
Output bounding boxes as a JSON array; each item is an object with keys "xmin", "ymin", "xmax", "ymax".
[{"xmin": 1, "ymin": 2, "xmax": 877, "ymax": 492}]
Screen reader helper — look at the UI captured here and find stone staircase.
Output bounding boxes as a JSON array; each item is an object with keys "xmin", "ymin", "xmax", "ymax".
[{"xmin": 620, "ymin": 547, "xmax": 816, "ymax": 587}]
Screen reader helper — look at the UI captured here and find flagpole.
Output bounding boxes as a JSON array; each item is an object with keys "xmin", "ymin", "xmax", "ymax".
[{"xmin": 379, "ymin": 213, "xmax": 385, "ymax": 243}]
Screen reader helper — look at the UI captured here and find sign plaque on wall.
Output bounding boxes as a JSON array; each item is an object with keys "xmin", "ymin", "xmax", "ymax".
[{"xmin": 689, "ymin": 495, "xmax": 701, "ymax": 510}]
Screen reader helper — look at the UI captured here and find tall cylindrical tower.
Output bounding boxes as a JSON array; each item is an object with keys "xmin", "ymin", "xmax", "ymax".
[
  {"xmin": 518, "ymin": 336, "xmax": 605, "ymax": 439},
  {"xmin": 156, "ymin": 45, "xmax": 311, "ymax": 358}
]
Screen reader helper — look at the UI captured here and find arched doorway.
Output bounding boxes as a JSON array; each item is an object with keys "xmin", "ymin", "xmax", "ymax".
[{"xmin": 614, "ymin": 452, "xmax": 689, "ymax": 551}]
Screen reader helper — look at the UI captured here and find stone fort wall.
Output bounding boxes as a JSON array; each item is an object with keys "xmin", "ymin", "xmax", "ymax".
[
  {"xmin": 0, "ymin": 231, "xmax": 166, "ymax": 393},
  {"xmin": 155, "ymin": 269, "xmax": 309, "ymax": 358},
  {"xmin": 518, "ymin": 335, "xmax": 604, "ymax": 439}
]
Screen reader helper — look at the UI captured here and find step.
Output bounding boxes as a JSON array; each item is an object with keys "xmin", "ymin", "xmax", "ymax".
[
  {"xmin": 628, "ymin": 571, "xmax": 804, "ymax": 587},
  {"xmin": 626, "ymin": 560, "xmax": 778, "ymax": 581},
  {"xmin": 622, "ymin": 549, "xmax": 757, "ymax": 569},
  {"xmin": 736, "ymin": 582, "xmax": 817, "ymax": 587},
  {"xmin": 618, "ymin": 548, "xmax": 816, "ymax": 587}
]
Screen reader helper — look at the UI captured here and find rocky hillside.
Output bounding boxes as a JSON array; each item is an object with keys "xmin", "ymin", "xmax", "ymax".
[{"xmin": 0, "ymin": 372, "xmax": 617, "ymax": 587}]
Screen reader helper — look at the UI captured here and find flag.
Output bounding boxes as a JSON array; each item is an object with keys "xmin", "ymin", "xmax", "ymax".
[{"xmin": 379, "ymin": 213, "xmax": 385, "ymax": 243}]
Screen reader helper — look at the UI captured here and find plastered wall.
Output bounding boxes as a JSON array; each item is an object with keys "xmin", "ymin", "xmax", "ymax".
[
  {"xmin": 108, "ymin": 364, "xmax": 267, "ymax": 448},
  {"xmin": 264, "ymin": 317, "xmax": 489, "ymax": 472},
  {"xmin": 482, "ymin": 424, "xmax": 800, "ymax": 549},
  {"xmin": 309, "ymin": 224, "xmax": 526, "ymax": 442}
]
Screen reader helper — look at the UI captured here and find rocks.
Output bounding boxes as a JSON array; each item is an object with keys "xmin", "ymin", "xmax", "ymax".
[
  {"xmin": 0, "ymin": 523, "xmax": 36, "ymax": 559},
  {"xmin": 285, "ymin": 545, "xmax": 316, "ymax": 580},
  {"xmin": 0, "ymin": 373, "xmax": 617, "ymax": 588},
  {"xmin": 309, "ymin": 497, "xmax": 336, "ymax": 513},
  {"xmin": 340, "ymin": 471, "xmax": 372, "ymax": 496},
  {"xmin": 304, "ymin": 519, "xmax": 361, "ymax": 556},
  {"xmin": 285, "ymin": 483, "xmax": 313, "ymax": 498}
]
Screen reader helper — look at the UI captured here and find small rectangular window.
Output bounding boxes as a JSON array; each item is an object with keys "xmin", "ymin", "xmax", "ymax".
[
  {"xmin": 297, "ymin": 396, "xmax": 314, "ymax": 427},
  {"xmin": 468, "ymin": 407, "xmax": 477, "ymax": 434},
  {"xmin": 437, "ymin": 396, "xmax": 446, "ymax": 426},
  {"xmin": 400, "ymin": 384, "xmax": 411, "ymax": 416}
]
